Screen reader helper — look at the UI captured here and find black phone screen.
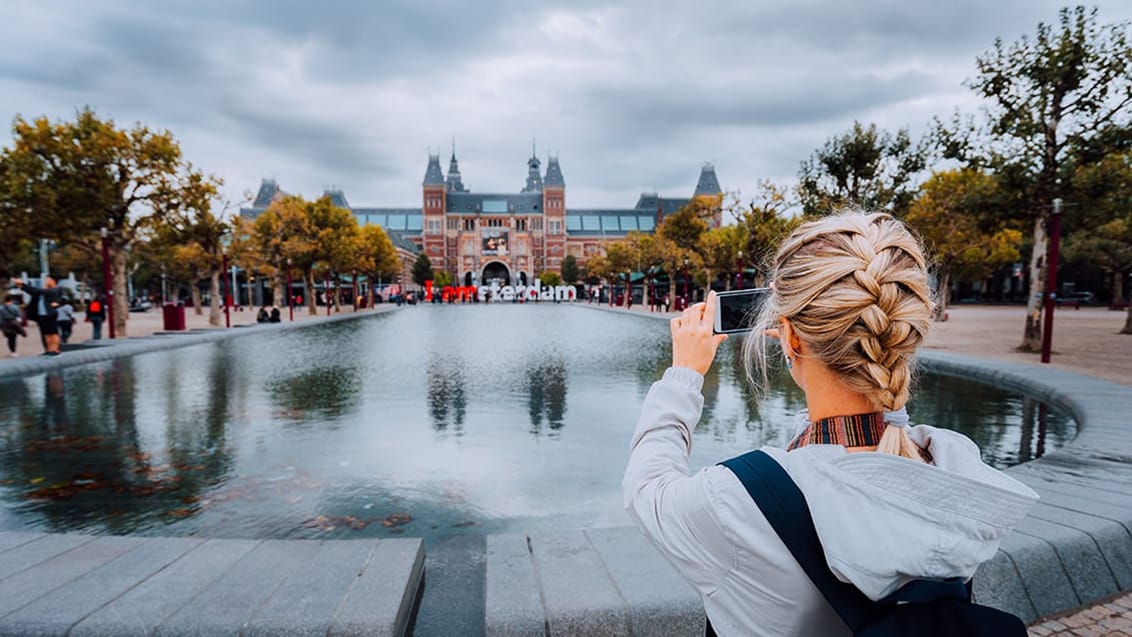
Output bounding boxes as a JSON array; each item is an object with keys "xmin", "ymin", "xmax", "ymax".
[{"xmin": 715, "ymin": 288, "xmax": 769, "ymax": 334}]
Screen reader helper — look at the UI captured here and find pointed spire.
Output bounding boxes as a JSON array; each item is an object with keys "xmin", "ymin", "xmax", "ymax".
[
  {"xmin": 693, "ymin": 162, "xmax": 722, "ymax": 196},
  {"xmin": 522, "ymin": 142, "xmax": 542, "ymax": 193},
  {"xmin": 446, "ymin": 139, "xmax": 466, "ymax": 193},
  {"xmin": 544, "ymin": 153, "xmax": 565, "ymax": 187},
  {"xmin": 423, "ymin": 152, "xmax": 444, "ymax": 186}
]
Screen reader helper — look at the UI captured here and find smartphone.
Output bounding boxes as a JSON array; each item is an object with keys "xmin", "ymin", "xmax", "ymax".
[{"xmin": 713, "ymin": 288, "xmax": 770, "ymax": 334}]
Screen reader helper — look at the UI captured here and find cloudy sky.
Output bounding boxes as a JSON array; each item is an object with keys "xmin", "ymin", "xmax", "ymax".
[{"xmin": 3, "ymin": 1, "xmax": 1131, "ymax": 211}]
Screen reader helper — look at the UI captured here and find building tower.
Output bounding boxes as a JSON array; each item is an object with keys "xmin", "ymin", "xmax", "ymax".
[
  {"xmin": 446, "ymin": 143, "xmax": 467, "ymax": 193},
  {"xmin": 543, "ymin": 154, "xmax": 566, "ymax": 274},
  {"xmin": 693, "ymin": 162, "xmax": 724, "ymax": 228},
  {"xmin": 422, "ymin": 153, "xmax": 447, "ymax": 276}
]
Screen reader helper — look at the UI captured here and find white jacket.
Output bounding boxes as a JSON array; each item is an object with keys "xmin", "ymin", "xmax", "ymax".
[{"xmin": 622, "ymin": 367, "xmax": 1038, "ymax": 636}]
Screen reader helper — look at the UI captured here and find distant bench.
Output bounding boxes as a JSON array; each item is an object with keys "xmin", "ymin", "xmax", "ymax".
[{"xmin": 0, "ymin": 531, "xmax": 423, "ymax": 636}]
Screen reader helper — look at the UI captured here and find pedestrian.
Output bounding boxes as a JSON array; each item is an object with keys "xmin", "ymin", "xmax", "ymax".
[
  {"xmin": 624, "ymin": 212, "xmax": 1036, "ymax": 636},
  {"xmin": 56, "ymin": 298, "xmax": 75, "ymax": 344},
  {"xmin": 256, "ymin": 306, "xmax": 270, "ymax": 323},
  {"xmin": 269, "ymin": 307, "xmax": 281, "ymax": 323},
  {"xmin": 86, "ymin": 295, "xmax": 107, "ymax": 340},
  {"xmin": 1, "ymin": 294, "xmax": 27, "ymax": 357},
  {"xmin": 13, "ymin": 277, "xmax": 62, "ymax": 355}
]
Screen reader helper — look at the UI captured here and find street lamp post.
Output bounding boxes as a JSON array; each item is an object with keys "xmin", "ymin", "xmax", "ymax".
[
  {"xmin": 1040, "ymin": 198, "xmax": 1064, "ymax": 364},
  {"xmin": 160, "ymin": 266, "xmax": 167, "ymax": 305},
  {"xmin": 100, "ymin": 228, "xmax": 116, "ymax": 339},
  {"xmin": 222, "ymin": 249, "xmax": 231, "ymax": 328},
  {"xmin": 324, "ymin": 270, "xmax": 331, "ymax": 316},
  {"xmin": 737, "ymin": 250, "xmax": 744, "ymax": 290},
  {"xmin": 287, "ymin": 258, "xmax": 294, "ymax": 322},
  {"xmin": 683, "ymin": 257, "xmax": 690, "ymax": 309}
]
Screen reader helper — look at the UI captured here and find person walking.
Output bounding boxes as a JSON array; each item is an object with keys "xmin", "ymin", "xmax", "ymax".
[
  {"xmin": 86, "ymin": 295, "xmax": 107, "ymax": 340},
  {"xmin": 624, "ymin": 212, "xmax": 1036, "ymax": 636},
  {"xmin": 56, "ymin": 298, "xmax": 75, "ymax": 344},
  {"xmin": 1, "ymin": 294, "xmax": 26, "ymax": 357},
  {"xmin": 13, "ymin": 277, "xmax": 62, "ymax": 355}
]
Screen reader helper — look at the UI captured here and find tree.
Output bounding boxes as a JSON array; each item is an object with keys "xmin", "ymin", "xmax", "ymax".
[
  {"xmin": 356, "ymin": 224, "xmax": 399, "ymax": 305},
  {"xmin": 605, "ymin": 240, "xmax": 637, "ymax": 307},
  {"xmin": 251, "ymin": 195, "xmax": 317, "ymax": 310},
  {"xmin": 1063, "ymin": 217, "xmax": 1132, "ymax": 322},
  {"xmin": 538, "ymin": 271, "xmax": 562, "ymax": 287},
  {"xmin": 939, "ymin": 7, "xmax": 1132, "ymax": 350},
  {"xmin": 412, "ymin": 253, "xmax": 434, "ymax": 288},
  {"xmin": 0, "ymin": 108, "xmax": 218, "ymax": 336},
  {"xmin": 659, "ymin": 202, "xmax": 708, "ymax": 251},
  {"xmin": 905, "ymin": 169, "xmax": 1023, "ymax": 320},
  {"xmin": 582, "ymin": 253, "xmax": 611, "ymax": 285},
  {"xmin": 798, "ymin": 121, "xmax": 927, "ymax": 216},
  {"xmin": 699, "ymin": 225, "xmax": 746, "ymax": 290},
  {"xmin": 561, "ymin": 254, "xmax": 579, "ymax": 284}
]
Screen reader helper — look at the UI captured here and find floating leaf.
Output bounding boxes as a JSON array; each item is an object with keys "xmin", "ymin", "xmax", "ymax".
[{"xmin": 381, "ymin": 513, "xmax": 413, "ymax": 528}]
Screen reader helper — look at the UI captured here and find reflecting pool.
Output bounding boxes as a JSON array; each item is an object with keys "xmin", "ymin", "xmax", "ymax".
[{"xmin": 0, "ymin": 305, "xmax": 1075, "ymax": 540}]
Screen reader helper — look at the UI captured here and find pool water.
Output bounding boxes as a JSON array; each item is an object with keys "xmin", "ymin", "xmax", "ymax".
[{"xmin": 0, "ymin": 304, "xmax": 1074, "ymax": 540}]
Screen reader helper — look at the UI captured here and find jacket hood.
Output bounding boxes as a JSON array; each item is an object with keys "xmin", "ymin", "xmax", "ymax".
[{"xmin": 775, "ymin": 416, "xmax": 1038, "ymax": 601}]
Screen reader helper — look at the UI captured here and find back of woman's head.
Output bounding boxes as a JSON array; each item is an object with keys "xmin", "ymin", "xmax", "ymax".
[{"xmin": 748, "ymin": 211, "xmax": 933, "ymax": 413}]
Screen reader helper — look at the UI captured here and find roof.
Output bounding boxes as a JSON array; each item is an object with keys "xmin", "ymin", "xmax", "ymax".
[
  {"xmin": 423, "ymin": 154, "xmax": 445, "ymax": 186},
  {"xmin": 252, "ymin": 179, "xmax": 282, "ymax": 207},
  {"xmin": 633, "ymin": 194, "xmax": 690, "ymax": 216},
  {"xmin": 693, "ymin": 163, "xmax": 722, "ymax": 196},
  {"xmin": 386, "ymin": 231, "xmax": 420, "ymax": 254},
  {"xmin": 445, "ymin": 192, "xmax": 544, "ymax": 214},
  {"xmin": 565, "ymin": 208, "xmax": 659, "ymax": 236},
  {"xmin": 323, "ymin": 188, "xmax": 350, "ymax": 209},
  {"xmin": 544, "ymin": 156, "xmax": 565, "ymax": 187},
  {"xmin": 353, "ymin": 208, "xmax": 423, "ymax": 232}
]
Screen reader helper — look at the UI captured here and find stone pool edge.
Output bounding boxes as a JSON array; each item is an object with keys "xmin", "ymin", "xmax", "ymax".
[
  {"xmin": 569, "ymin": 302, "xmax": 1132, "ymax": 625},
  {"xmin": 0, "ymin": 305, "xmax": 398, "ymax": 382}
]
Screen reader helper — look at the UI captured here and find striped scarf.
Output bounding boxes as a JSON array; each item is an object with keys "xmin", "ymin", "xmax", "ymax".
[{"xmin": 787, "ymin": 412, "xmax": 887, "ymax": 451}]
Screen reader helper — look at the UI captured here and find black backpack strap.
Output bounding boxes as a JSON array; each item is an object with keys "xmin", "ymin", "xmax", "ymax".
[{"xmin": 720, "ymin": 450, "xmax": 874, "ymax": 631}]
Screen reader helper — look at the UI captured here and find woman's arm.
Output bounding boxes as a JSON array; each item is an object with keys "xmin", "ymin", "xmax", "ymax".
[{"xmin": 622, "ymin": 293, "xmax": 734, "ymax": 593}]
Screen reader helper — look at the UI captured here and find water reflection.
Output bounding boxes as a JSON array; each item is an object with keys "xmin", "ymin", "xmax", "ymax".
[
  {"xmin": 428, "ymin": 354, "xmax": 467, "ymax": 434},
  {"xmin": 526, "ymin": 357, "xmax": 567, "ymax": 435},
  {"xmin": 0, "ymin": 305, "xmax": 1077, "ymax": 540}
]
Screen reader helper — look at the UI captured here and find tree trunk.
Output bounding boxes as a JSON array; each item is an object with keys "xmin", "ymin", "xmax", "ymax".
[
  {"xmin": 1122, "ymin": 305, "xmax": 1132, "ymax": 335},
  {"xmin": 191, "ymin": 283, "xmax": 203, "ymax": 315},
  {"xmin": 933, "ymin": 269, "xmax": 951, "ymax": 321},
  {"xmin": 306, "ymin": 270, "xmax": 318, "ymax": 313},
  {"xmin": 1110, "ymin": 270, "xmax": 1124, "ymax": 305},
  {"xmin": 1020, "ymin": 215, "xmax": 1048, "ymax": 351},
  {"xmin": 668, "ymin": 279, "xmax": 677, "ymax": 308},
  {"xmin": 111, "ymin": 245, "xmax": 129, "ymax": 337},
  {"xmin": 273, "ymin": 272, "xmax": 285, "ymax": 309},
  {"xmin": 208, "ymin": 271, "xmax": 221, "ymax": 327}
]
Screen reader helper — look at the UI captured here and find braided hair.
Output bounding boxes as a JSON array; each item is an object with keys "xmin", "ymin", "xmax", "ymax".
[{"xmin": 746, "ymin": 211, "xmax": 934, "ymax": 461}]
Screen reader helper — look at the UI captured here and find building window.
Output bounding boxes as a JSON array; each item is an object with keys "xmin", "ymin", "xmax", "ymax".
[
  {"xmin": 427, "ymin": 219, "xmax": 442, "ymax": 235},
  {"xmin": 447, "ymin": 218, "xmax": 459, "ymax": 230},
  {"xmin": 464, "ymin": 218, "xmax": 475, "ymax": 231},
  {"xmin": 548, "ymin": 219, "xmax": 563, "ymax": 235},
  {"xmin": 532, "ymin": 218, "xmax": 543, "ymax": 231},
  {"xmin": 516, "ymin": 218, "xmax": 527, "ymax": 231}
]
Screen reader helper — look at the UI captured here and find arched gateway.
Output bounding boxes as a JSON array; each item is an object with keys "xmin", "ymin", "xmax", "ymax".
[{"xmin": 482, "ymin": 262, "xmax": 511, "ymax": 287}]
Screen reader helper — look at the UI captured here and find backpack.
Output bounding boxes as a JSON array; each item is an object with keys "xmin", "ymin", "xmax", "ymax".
[
  {"xmin": 720, "ymin": 450, "xmax": 1027, "ymax": 637},
  {"xmin": 89, "ymin": 300, "xmax": 101, "ymax": 313}
]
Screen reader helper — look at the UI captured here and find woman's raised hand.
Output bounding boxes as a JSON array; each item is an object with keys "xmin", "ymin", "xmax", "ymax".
[{"xmin": 670, "ymin": 291, "xmax": 728, "ymax": 376}]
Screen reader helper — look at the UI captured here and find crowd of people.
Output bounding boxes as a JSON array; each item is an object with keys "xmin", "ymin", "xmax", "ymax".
[{"xmin": 2, "ymin": 276, "xmax": 108, "ymax": 358}]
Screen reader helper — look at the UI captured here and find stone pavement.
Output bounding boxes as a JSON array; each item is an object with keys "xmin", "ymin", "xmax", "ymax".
[{"xmin": 1028, "ymin": 591, "xmax": 1132, "ymax": 636}]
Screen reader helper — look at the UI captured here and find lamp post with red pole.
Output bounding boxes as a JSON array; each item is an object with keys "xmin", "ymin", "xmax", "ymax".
[
  {"xmin": 100, "ymin": 228, "xmax": 116, "ymax": 339},
  {"xmin": 221, "ymin": 248, "xmax": 231, "ymax": 328},
  {"xmin": 683, "ymin": 257, "xmax": 690, "ymax": 310},
  {"xmin": 287, "ymin": 257, "xmax": 294, "ymax": 322}
]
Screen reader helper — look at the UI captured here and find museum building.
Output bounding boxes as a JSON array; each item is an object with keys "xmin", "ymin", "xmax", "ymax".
[{"xmin": 240, "ymin": 151, "xmax": 723, "ymax": 287}]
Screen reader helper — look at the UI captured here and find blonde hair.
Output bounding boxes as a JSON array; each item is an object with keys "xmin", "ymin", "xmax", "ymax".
[{"xmin": 745, "ymin": 211, "xmax": 934, "ymax": 461}]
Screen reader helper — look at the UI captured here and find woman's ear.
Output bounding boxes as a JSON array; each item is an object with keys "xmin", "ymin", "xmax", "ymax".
[{"xmin": 780, "ymin": 317, "xmax": 803, "ymax": 356}]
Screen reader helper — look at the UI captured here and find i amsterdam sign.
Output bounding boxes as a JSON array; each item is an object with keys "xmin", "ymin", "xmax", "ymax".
[{"xmin": 459, "ymin": 281, "xmax": 577, "ymax": 302}]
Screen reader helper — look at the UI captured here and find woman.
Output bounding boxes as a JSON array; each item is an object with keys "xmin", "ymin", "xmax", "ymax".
[
  {"xmin": 13, "ymin": 277, "xmax": 61, "ymax": 355},
  {"xmin": 87, "ymin": 295, "xmax": 107, "ymax": 340},
  {"xmin": 1, "ymin": 294, "xmax": 26, "ymax": 357},
  {"xmin": 622, "ymin": 212, "xmax": 1037, "ymax": 636}
]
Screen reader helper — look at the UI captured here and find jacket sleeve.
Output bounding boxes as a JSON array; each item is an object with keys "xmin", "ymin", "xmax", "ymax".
[{"xmin": 622, "ymin": 367, "xmax": 733, "ymax": 594}]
